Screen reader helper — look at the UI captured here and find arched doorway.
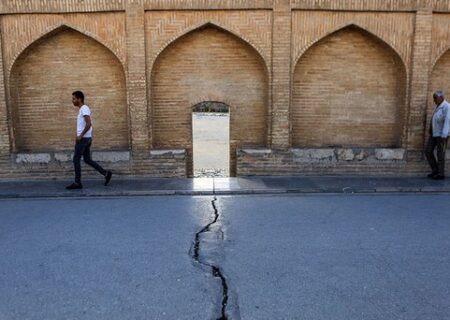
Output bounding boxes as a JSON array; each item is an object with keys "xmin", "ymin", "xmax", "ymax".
[
  {"xmin": 192, "ymin": 102, "xmax": 230, "ymax": 177},
  {"xmin": 151, "ymin": 25, "xmax": 269, "ymax": 177}
]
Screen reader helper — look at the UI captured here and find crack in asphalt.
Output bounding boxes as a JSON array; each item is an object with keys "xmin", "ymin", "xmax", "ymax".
[{"xmin": 191, "ymin": 195, "xmax": 230, "ymax": 320}]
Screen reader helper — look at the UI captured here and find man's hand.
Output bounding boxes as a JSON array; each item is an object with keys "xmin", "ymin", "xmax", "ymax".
[{"xmin": 76, "ymin": 135, "xmax": 83, "ymax": 143}]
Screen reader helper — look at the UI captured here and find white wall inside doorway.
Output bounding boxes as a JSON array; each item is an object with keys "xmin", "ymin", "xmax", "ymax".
[{"xmin": 192, "ymin": 112, "xmax": 230, "ymax": 177}]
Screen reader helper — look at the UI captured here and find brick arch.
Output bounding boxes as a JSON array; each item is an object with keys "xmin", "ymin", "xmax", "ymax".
[
  {"xmin": 151, "ymin": 25, "xmax": 269, "ymax": 177},
  {"xmin": 10, "ymin": 26, "xmax": 129, "ymax": 152},
  {"xmin": 192, "ymin": 101, "xmax": 230, "ymax": 112},
  {"xmin": 150, "ymin": 21, "xmax": 270, "ymax": 75},
  {"xmin": 293, "ymin": 23, "xmax": 408, "ymax": 74},
  {"xmin": 291, "ymin": 25, "xmax": 407, "ymax": 148},
  {"xmin": 9, "ymin": 23, "xmax": 126, "ymax": 77},
  {"xmin": 432, "ymin": 45, "xmax": 450, "ymax": 71},
  {"xmin": 191, "ymin": 98, "xmax": 234, "ymax": 109},
  {"xmin": 428, "ymin": 49, "xmax": 450, "ymax": 147}
]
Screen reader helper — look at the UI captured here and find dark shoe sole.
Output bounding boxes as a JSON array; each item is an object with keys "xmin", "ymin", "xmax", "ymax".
[
  {"xmin": 104, "ymin": 171, "xmax": 112, "ymax": 186},
  {"xmin": 66, "ymin": 183, "xmax": 83, "ymax": 190},
  {"xmin": 432, "ymin": 175, "xmax": 445, "ymax": 180}
]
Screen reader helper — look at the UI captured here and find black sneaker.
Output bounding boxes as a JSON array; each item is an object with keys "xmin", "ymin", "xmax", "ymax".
[
  {"xmin": 427, "ymin": 172, "xmax": 438, "ymax": 179},
  {"xmin": 432, "ymin": 175, "xmax": 445, "ymax": 180},
  {"xmin": 104, "ymin": 171, "xmax": 112, "ymax": 186},
  {"xmin": 66, "ymin": 183, "xmax": 83, "ymax": 190}
]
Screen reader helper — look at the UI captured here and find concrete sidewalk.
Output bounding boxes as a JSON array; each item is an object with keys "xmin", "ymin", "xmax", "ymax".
[{"xmin": 1, "ymin": 176, "xmax": 450, "ymax": 198}]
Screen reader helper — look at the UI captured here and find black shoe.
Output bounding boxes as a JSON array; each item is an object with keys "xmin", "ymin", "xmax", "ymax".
[
  {"xmin": 66, "ymin": 183, "xmax": 83, "ymax": 190},
  {"xmin": 432, "ymin": 175, "xmax": 445, "ymax": 180},
  {"xmin": 104, "ymin": 171, "xmax": 112, "ymax": 186},
  {"xmin": 427, "ymin": 172, "xmax": 438, "ymax": 179}
]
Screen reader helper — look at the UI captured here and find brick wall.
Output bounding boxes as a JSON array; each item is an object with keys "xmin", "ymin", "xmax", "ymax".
[
  {"xmin": 0, "ymin": 0, "xmax": 449, "ymax": 178},
  {"xmin": 292, "ymin": 26, "xmax": 406, "ymax": 148},
  {"xmin": 430, "ymin": 51, "xmax": 450, "ymax": 145},
  {"xmin": 151, "ymin": 26, "xmax": 268, "ymax": 176},
  {"xmin": 0, "ymin": 28, "xmax": 9, "ymax": 157},
  {"xmin": 10, "ymin": 28, "xmax": 128, "ymax": 152}
]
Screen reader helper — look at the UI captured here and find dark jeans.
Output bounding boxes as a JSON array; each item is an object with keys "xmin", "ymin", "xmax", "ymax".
[
  {"xmin": 73, "ymin": 138, "xmax": 107, "ymax": 184},
  {"xmin": 425, "ymin": 136, "xmax": 448, "ymax": 176}
]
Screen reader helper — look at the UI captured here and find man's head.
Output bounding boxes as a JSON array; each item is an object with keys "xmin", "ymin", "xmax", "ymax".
[
  {"xmin": 72, "ymin": 91, "xmax": 84, "ymax": 107},
  {"xmin": 433, "ymin": 90, "xmax": 445, "ymax": 106}
]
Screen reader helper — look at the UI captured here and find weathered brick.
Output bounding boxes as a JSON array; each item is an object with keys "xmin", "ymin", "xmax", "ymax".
[
  {"xmin": 10, "ymin": 28, "xmax": 129, "ymax": 152},
  {"xmin": 0, "ymin": 1, "xmax": 447, "ymax": 178},
  {"xmin": 151, "ymin": 26, "xmax": 268, "ymax": 176},
  {"xmin": 292, "ymin": 26, "xmax": 406, "ymax": 148}
]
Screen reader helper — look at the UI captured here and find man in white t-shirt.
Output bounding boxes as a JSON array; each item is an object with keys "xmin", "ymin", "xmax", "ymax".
[{"xmin": 66, "ymin": 91, "xmax": 112, "ymax": 189}]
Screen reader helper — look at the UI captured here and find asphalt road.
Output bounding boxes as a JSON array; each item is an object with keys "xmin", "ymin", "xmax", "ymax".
[
  {"xmin": 219, "ymin": 195, "xmax": 450, "ymax": 320},
  {"xmin": 0, "ymin": 197, "xmax": 213, "ymax": 320},
  {"xmin": 0, "ymin": 194, "xmax": 449, "ymax": 320}
]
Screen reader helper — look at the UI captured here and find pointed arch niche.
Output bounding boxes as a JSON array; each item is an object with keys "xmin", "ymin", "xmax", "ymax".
[
  {"xmin": 10, "ymin": 26, "xmax": 129, "ymax": 152},
  {"xmin": 150, "ymin": 24, "xmax": 269, "ymax": 176},
  {"xmin": 430, "ymin": 49, "xmax": 450, "ymax": 147},
  {"xmin": 291, "ymin": 25, "xmax": 407, "ymax": 148}
]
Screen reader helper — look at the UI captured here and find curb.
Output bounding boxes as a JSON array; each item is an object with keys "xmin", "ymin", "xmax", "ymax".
[{"xmin": 1, "ymin": 187, "xmax": 450, "ymax": 199}]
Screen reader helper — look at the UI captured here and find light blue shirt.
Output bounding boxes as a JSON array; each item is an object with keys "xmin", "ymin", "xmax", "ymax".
[{"xmin": 432, "ymin": 100, "xmax": 450, "ymax": 138}]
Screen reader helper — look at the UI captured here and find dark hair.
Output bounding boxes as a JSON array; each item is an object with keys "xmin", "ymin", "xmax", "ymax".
[{"xmin": 72, "ymin": 91, "xmax": 84, "ymax": 102}]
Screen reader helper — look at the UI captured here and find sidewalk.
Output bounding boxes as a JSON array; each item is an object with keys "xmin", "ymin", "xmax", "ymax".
[{"xmin": 1, "ymin": 176, "xmax": 450, "ymax": 198}]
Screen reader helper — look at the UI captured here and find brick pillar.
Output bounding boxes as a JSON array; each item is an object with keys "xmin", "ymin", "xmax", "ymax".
[
  {"xmin": 0, "ymin": 28, "xmax": 11, "ymax": 157},
  {"xmin": 126, "ymin": 0, "xmax": 149, "ymax": 158},
  {"xmin": 271, "ymin": 0, "xmax": 291, "ymax": 150},
  {"xmin": 406, "ymin": 10, "xmax": 433, "ymax": 161}
]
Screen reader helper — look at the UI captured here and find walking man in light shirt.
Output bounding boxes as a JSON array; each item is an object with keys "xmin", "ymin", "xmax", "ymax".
[
  {"xmin": 66, "ymin": 91, "xmax": 112, "ymax": 189},
  {"xmin": 425, "ymin": 90, "xmax": 450, "ymax": 180}
]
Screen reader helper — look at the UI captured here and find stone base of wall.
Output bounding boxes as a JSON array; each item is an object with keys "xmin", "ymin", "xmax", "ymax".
[
  {"xmin": 0, "ymin": 149, "xmax": 186, "ymax": 179},
  {"xmin": 236, "ymin": 148, "xmax": 433, "ymax": 176},
  {"xmin": 0, "ymin": 147, "xmax": 444, "ymax": 178}
]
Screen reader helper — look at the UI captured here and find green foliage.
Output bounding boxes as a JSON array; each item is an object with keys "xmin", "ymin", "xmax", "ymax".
[{"xmin": 192, "ymin": 101, "xmax": 229, "ymax": 113}]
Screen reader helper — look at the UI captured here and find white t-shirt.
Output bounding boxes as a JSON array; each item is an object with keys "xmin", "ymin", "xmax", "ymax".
[{"xmin": 77, "ymin": 105, "xmax": 93, "ymax": 138}]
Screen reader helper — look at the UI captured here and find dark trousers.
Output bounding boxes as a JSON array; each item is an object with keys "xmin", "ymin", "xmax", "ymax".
[
  {"xmin": 73, "ymin": 138, "xmax": 107, "ymax": 184},
  {"xmin": 425, "ymin": 136, "xmax": 448, "ymax": 176}
]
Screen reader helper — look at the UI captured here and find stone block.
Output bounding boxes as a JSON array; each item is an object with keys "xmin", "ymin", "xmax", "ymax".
[
  {"xmin": 240, "ymin": 148, "xmax": 272, "ymax": 155},
  {"xmin": 16, "ymin": 153, "xmax": 51, "ymax": 164},
  {"xmin": 336, "ymin": 149, "xmax": 355, "ymax": 161},
  {"xmin": 54, "ymin": 152, "xmax": 73, "ymax": 162},
  {"xmin": 291, "ymin": 149, "xmax": 335, "ymax": 161},
  {"xmin": 374, "ymin": 149, "xmax": 405, "ymax": 161},
  {"xmin": 355, "ymin": 150, "xmax": 370, "ymax": 161},
  {"xmin": 92, "ymin": 151, "xmax": 130, "ymax": 162},
  {"xmin": 150, "ymin": 149, "xmax": 186, "ymax": 157}
]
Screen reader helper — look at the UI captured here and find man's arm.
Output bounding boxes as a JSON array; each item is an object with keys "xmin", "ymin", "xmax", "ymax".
[
  {"xmin": 76, "ymin": 115, "xmax": 92, "ymax": 142},
  {"xmin": 442, "ymin": 105, "xmax": 450, "ymax": 139}
]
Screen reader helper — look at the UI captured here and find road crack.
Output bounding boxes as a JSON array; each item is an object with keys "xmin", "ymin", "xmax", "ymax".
[{"xmin": 190, "ymin": 196, "xmax": 231, "ymax": 320}]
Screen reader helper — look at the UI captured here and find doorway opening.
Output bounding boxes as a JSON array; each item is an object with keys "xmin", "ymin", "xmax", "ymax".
[{"xmin": 192, "ymin": 102, "xmax": 230, "ymax": 178}]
